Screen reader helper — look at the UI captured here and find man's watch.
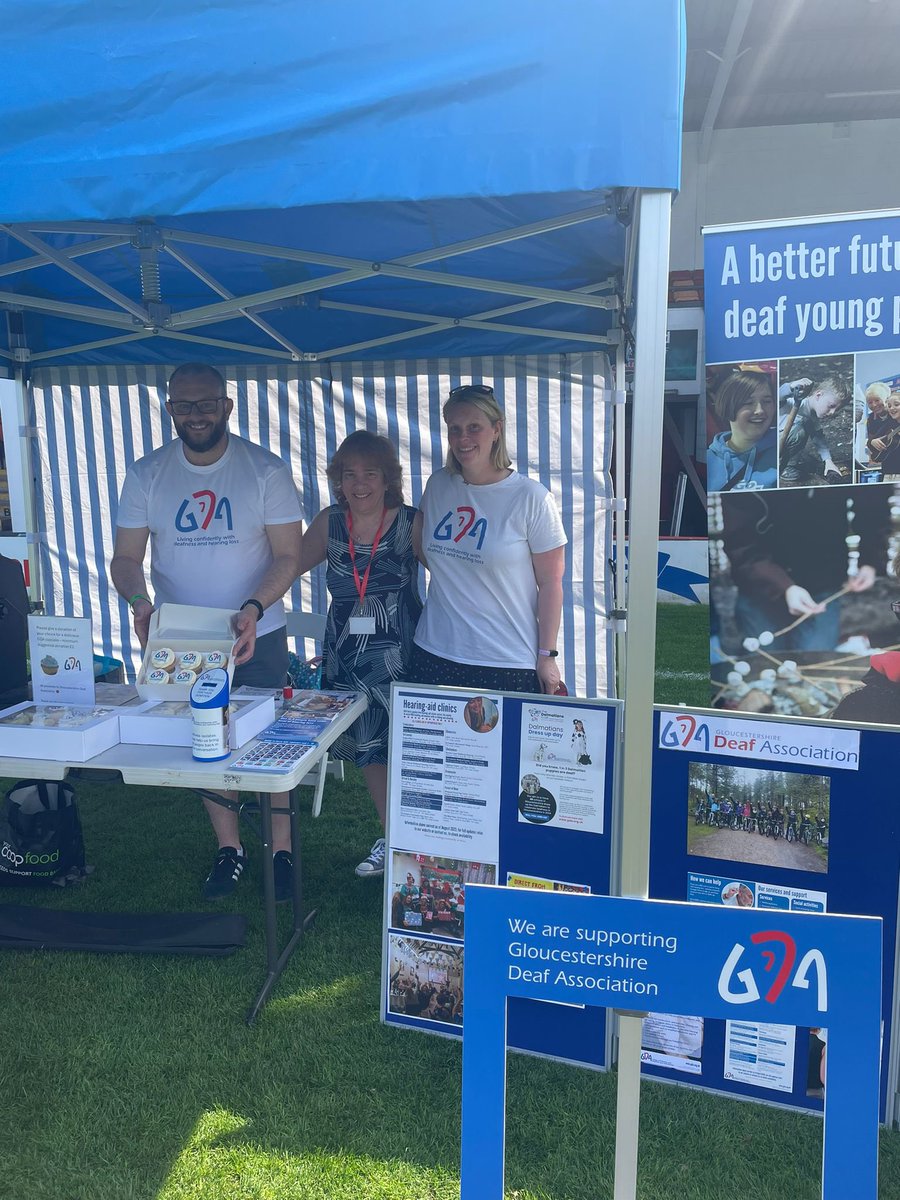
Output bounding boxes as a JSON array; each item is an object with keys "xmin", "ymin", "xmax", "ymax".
[
  {"xmin": 537, "ymin": 648, "xmax": 559, "ymax": 658},
  {"xmin": 240, "ymin": 598, "xmax": 264, "ymax": 620}
]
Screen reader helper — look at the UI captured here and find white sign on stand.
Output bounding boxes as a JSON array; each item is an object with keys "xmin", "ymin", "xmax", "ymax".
[{"xmin": 28, "ymin": 615, "xmax": 95, "ymax": 705}]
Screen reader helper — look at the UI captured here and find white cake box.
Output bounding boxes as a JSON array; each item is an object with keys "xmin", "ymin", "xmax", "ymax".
[
  {"xmin": 118, "ymin": 692, "xmax": 276, "ymax": 749},
  {"xmin": 0, "ymin": 702, "xmax": 122, "ymax": 762},
  {"xmin": 136, "ymin": 603, "xmax": 237, "ymax": 702}
]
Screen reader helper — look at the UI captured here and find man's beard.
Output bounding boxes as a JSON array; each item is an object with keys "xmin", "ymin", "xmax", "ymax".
[{"xmin": 175, "ymin": 412, "xmax": 228, "ymax": 454}]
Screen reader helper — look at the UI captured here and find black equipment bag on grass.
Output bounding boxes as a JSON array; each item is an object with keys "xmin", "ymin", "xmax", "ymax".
[
  {"xmin": 0, "ymin": 779, "xmax": 85, "ymax": 886},
  {"xmin": 0, "ymin": 906, "xmax": 247, "ymax": 956}
]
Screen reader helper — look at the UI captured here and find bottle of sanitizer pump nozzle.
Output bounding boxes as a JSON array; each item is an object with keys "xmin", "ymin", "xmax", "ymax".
[{"xmin": 190, "ymin": 668, "xmax": 230, "ymax": 762}]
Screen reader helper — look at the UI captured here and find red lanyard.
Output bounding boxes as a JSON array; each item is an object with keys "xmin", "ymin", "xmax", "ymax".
[{"xmin": 346, "ymin": 508, "xmax": 388, "ymax": 607}]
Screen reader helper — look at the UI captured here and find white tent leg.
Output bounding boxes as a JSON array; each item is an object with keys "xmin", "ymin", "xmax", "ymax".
[
  {"xmin": 13, "ymin": 372, "xmax": 41, "ymax": 605},
  {"xmin": 614, "ymin": 188, "xmax": 672, "ymax": 1200}
]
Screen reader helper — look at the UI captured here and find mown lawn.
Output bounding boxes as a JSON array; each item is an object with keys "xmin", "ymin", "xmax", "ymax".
[{"xmin": 2, "ymin": 604, "xmax": 898, "ymax": 1199}]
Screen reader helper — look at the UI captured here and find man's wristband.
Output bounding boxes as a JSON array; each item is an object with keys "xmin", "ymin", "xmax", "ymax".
[
  {"xmin": 241, "ymin": 598, "xmax": 264, "ymax": 621},
  {"xmin": 537, "ymin": 648, "xmax": 559, "ymax": 658},
  {"xmin": 128, "ymin": 593, "xmax": 152, "ymax": 612}
]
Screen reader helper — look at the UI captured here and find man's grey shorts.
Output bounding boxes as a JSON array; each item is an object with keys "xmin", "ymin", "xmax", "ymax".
[{"xmin": 231, "ymin": 627, "xmax": 289, "ymax": 689}]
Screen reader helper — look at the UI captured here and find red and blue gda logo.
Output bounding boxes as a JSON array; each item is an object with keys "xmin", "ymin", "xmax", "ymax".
[
  {"xmin": 718, "ymin": 930, "xmax": 827, "ymax": 1011},
  {"xmin": 660, "ymin": 713, "xmax": 710, "ymax": 752},
  {"xmin": 175, "ymin": 489, "xmax": 233, "ymax": 533},
  {"xmin": 434, "ymin": 507, "xmax": 488, "ymax": 551}
]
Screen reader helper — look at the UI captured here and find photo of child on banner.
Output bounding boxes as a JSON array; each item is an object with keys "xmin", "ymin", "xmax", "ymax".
[
  {"xmin": 777, "ymin": 354, "xmax": 854, "ymax": 488},
  {"xmin": 709, "ymin": 482, "xmax": 900, "ymax": 721},
  {"xmin": 706, "ymin": 361, "xmax": 777, "ymax": 493}
]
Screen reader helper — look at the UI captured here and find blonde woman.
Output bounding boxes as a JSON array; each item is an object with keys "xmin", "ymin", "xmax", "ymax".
[{"xmin": 410, "ymin": 384, "xmax": 566, "ymax": 695}]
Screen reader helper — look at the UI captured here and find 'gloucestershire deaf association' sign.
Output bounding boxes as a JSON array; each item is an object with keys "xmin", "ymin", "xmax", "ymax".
[{"xmin": 460, "ymin": 886, "xmax": 881, "ymax": 1200}]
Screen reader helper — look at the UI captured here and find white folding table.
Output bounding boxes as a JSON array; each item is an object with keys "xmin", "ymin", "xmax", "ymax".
[{"xmin": 0, "ymin": 689, "xmax": 367, "ymax": 1023}]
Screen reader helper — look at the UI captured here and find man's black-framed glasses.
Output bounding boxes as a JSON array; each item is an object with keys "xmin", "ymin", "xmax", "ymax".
[
  {"xmin": 448, "ymin": 383, "xmax": 494, "ymax": 398},
  {"xmin": 167, "ymin": 397, "xmax": 226, "ymax": 416}
]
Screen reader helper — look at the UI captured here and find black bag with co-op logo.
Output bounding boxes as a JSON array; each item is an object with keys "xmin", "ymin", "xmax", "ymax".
[{"xmin": 0, "ymin": 779, "xmax": 86, "ymax": 887}]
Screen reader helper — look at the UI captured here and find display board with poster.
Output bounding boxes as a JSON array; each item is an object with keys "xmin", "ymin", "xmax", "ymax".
[
  {"xmin": 648, "ymin": 705, "xmax": 900, "ymax": 1123},
  {"xmin": 383, "ymin": 683, "xmax": 620, "ymax": 1068},
  {"xmin": 704, "ymin": 209, "xmax": 900, "ymax": 726}
]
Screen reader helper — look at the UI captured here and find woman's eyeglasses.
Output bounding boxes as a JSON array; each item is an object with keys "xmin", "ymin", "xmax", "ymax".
[
  {"xmin": 167, "ymin": 397, "xmax": 226, "ymax": 416},
  {"xmin": 448, "ymin": 383, "xmax": 494, "ymax": 398}
]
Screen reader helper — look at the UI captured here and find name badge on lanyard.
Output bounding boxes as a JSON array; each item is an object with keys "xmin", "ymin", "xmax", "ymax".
[
  {"xmin": 347, "ymin": 508, "xmax": 387, "ymax": 638},
  {"xmin": 349, "ymin": 612, "xmax": 377, "ymax": 636}
]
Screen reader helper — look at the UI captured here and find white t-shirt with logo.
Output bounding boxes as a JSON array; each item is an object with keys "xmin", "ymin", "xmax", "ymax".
[
  {"xmin": 116, "ymin": 435, "xmax": 302, "ymax": 636},
  {"xmin": 415, "ymin": 469, "xmax": 567, "ymax": 670}
]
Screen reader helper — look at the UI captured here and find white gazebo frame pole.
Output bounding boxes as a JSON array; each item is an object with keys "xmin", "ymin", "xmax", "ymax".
[
  {"xmin": 614, "ymin": 336, "xmax": 628, "ymax": 678},
  {"xmin": 613, "ymin": 187, "xmax": 673, "ymax": 1200},
  {"xmin": 10, "ymin": 370, "xmax": 41, "ymax": 603}
]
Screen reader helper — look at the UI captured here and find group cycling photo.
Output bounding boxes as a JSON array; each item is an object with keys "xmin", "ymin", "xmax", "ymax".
[{"xmin": 687, "ymin": 761, "xmax": 829, "ymax": 874}]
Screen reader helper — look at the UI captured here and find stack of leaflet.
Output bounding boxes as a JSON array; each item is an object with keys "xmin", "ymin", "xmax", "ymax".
[{"xmin": 229, "ymin": 691, "xmax": 353, "ymax": 772}]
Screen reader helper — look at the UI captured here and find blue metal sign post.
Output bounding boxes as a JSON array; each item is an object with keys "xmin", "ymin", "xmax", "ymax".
[{"xmin": 460, "ymin": 886, "xmax": 882, "ymax": 1200}]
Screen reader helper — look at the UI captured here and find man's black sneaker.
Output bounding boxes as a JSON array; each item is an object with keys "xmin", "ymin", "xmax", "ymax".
[
  {"xmin": 273, "ymin": 851, "xmax": 294, "ymax": 905},
  {"xmin": 202, "ymin": 846, "xmax": 247, "ymax": 900}
]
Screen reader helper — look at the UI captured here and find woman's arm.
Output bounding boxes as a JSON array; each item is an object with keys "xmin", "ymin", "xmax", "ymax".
[
  {"xmin": 412, "ymin": 509, "xmax": 426, "ymax": 565},
  {"xmin": 297, "ymin": 510, "xmax": 329, "ymax": 575},
  {"xmin": 532, "ymin": 545, "xmax": 565, "ymax": 694}
]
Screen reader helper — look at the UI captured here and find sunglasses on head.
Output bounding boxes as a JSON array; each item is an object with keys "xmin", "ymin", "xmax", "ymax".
[{"xmin": 448, "ymin": 383, "xmax": 494, "ymax": 398}]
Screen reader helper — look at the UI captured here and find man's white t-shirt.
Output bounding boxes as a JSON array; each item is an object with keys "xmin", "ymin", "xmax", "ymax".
[
  {"xmin": 415, "ymin": 469, "xmax": 567, "ymax": 670},
  {"xmin": 116, "ymin": 435, "xmax": 302, "ymax": 636}
]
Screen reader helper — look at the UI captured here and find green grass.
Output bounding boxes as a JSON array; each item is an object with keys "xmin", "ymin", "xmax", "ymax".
[
  {"xmin": 653, "ymin": 603, "xmax": 711, "ymax": 707},
  {"xmin": 2, "ymin": 607, "xmax": 898, "ymax": 1199}
]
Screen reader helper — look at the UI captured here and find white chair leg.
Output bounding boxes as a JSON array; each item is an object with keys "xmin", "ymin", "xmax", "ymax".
[{"xmin": 311, "ymin": 757, "xmax": 328, "ymax": 818}]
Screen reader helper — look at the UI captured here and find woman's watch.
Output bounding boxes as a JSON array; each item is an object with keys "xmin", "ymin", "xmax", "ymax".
[{"xmin": 537, "ymin": 648, "xmax": 559, "ymax": 658}]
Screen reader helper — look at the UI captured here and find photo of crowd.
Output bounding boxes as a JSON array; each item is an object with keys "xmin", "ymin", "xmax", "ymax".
[
  {"xmin": 389, "ymin": 851, "xmax": 495, "ymax": 942},
  {"xmin": 387, "ymin": 935, "xmax": 463, "ymax": 1025},
  {"xmin": 687, "ymin": 761, "xmax": 830, "ymax": 874}
]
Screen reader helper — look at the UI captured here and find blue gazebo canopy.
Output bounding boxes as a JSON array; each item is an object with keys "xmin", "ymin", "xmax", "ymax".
[{"xmin": 0, "ymin": 0, "xmax": 684, "ymax": 365}]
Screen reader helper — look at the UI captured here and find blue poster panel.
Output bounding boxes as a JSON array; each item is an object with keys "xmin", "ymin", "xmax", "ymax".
[
  {"xmin": 703, "ymin": 210, "xmax": 900, "ymax": 725},
  {"xmin": 460, "ymin": 885, "xmax": 882, "ymax": 1200},
  {"xmin": 383, "ymin": 684, "xmax": 619, "ymax": 1068},
  {"xmin": 648, "ymin": 706, "xmax": 899, "ymax": 1122}
]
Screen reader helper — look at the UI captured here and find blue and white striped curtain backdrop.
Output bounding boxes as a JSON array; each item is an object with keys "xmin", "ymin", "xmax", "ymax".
[{"xmin": 30, "ymin": 354, "xmax": 613, "ymax": 696}]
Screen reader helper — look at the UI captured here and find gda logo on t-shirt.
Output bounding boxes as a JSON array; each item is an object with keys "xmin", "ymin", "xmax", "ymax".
[
  {"xmin": 434, "ymin": 507, "xmax": 488, "ymax": 551},
  {"xmin": 175, "ymin": 489, "xmax": 233, "ymax": 533}
]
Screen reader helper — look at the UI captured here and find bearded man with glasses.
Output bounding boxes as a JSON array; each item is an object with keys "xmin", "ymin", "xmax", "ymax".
[{"xmin": 111, "ymin": 362, "xmax": 303, "ymax": 901}]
